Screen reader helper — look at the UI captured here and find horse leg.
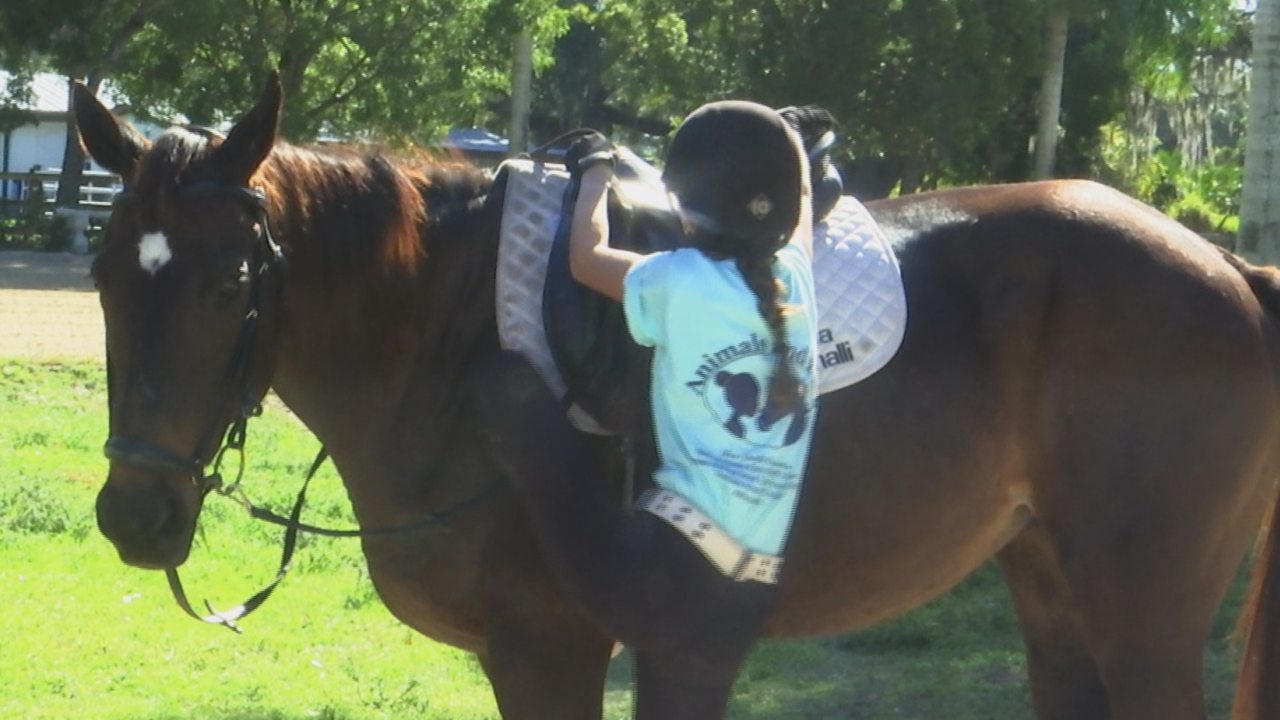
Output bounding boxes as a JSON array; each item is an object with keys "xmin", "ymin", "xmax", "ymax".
[
  {"xmin": 630, "ymin": 652, "xmax": 741, "ymax": 720},
  {"xmin": 1022, "ymin": 464, "xmax": 1254, "ymax": 720},
  {"xmin": 479, "ymin": 615, "xmax": 614, "ymax": 720},
  {"xmin": 630, "ymin": 584, "xmax": 773, "ymax": 720},
  {"xmin": 473, "ymin": 483, "xmax": 617, "ymax": 720},
  {"xmin": 997, "ymin": 522, "xmax": 1110, "ymax": 720},
  {"xmin": 471, "ymin": 350, "xmax": 775, "ymax": 718}
]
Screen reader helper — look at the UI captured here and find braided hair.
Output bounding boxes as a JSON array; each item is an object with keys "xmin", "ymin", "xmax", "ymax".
[
  {"xmin": 738, "ymin": 247, "xmax": 801, "ymax": 416},
  {"xmin": 662, "ymin": 100, "xmax": 807, "ymax": 417}
]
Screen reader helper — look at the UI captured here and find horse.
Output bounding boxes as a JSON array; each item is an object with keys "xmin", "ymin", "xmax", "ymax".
[{"xmin": 74, "ymin": 72, "xmax": 1280, "ymax": 720}]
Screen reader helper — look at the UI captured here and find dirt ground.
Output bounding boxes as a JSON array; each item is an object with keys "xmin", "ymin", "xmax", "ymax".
[{"xmin": 0, "ymin": 250, "xmax": 102, "ymax": 359}]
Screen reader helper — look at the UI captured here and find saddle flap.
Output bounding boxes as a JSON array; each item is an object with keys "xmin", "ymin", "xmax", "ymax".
[{"xmin": 542, "ymin": 148, "xmax": 679, "ymax": 433}]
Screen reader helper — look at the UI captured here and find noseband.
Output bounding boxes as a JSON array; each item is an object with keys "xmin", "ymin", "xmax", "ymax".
[{"xmin": 103, "ymin": 182, "xmax": 285, "ymax": 496}]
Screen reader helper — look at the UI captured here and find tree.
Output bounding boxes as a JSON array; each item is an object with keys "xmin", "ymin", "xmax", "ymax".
[
  {"xmin": 108, "ymin": 0, "xmax": 569, "ymax": 143},
  {"xmin": 1035, "ymin": 3, "xmax": 1070, "ymax": 179},
  {"xmin": 1034, "ymin": 0, "xmax": 1242, "ymax": 181},
  {"xmin": 1241, "ymin": 0, "xmax": 1279, "ymax": 263},
  {"xmin": 562, "ymin": 0, "xmax": 1051, "ymax": 195},
  {"xmin": 0, "ymin": 0, "xmax": 161, "ymax": 207}
]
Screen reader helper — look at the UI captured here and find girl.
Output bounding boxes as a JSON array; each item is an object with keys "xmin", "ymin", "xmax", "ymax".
[{"xmin": 475, "ymin": 100, "xmax": 820, "ymax": 719}]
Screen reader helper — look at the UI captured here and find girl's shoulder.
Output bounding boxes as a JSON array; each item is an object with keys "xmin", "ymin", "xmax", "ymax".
[{"xmin": 632, "ymin": 247, "xmax": 725, "ymax": 284}]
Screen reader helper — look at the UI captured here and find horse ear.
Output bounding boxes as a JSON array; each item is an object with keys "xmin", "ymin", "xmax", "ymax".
[
  {"xmin": 212, "ymin": 70, "xmax": 282, "ymax": 183},
  {"xmin": 72, "ymin": 82, "xmax": 149, "ymax": 181}
]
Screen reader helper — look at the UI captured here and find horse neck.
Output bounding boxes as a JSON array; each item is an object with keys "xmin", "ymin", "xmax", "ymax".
[{"xmin": 261, "ymin": 145, "xmax": 501, "ymax": 467}]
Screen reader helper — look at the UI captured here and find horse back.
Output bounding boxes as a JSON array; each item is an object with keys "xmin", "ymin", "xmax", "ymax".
[{"xmin": 771, "ymin": 180, "xmax": 1280, "ymax": 637}]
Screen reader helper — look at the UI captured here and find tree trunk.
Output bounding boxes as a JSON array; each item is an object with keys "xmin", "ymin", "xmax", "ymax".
[
  {"xmin": 509, "ymin": 32, "xmax": 533, "ymax": 158},
  {"xmin": 54, "ymin": 0, "xmax": 154, "ymax": 209},
  {"xmin": 54, "ymin": 75, "xmax": 90, "ymax": 207},
  {"xmin": 1034, "ymin": 3, "xmax": 1069, "ymax": 180},
  {"xmin": 1241, "ymin": 0, "xmax": 1280, "ymax": 264}
]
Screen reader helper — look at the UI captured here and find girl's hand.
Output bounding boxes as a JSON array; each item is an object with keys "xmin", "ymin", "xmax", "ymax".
[{"xmin": 565, "ymin": 131, "xmax": 615, "ymax": 178}]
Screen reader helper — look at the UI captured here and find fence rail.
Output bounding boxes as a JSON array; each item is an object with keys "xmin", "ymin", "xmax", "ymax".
[
  {"xmin": 1, "ymin": 170, "xmax": 121, "ymax": 252},
  {"xmin": 0, "ymin": 170, "xmax": 121, "ymax": 214}
]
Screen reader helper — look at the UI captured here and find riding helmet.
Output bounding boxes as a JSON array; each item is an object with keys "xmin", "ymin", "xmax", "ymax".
[{"xmin": 662, "ymin": 100, "xmax": 805, "ymax": 251}]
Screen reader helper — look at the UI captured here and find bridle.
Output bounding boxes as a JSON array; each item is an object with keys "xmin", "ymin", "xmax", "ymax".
[
  {"xmin": 104, "ymin": 182, "xmax": 283, "ymax": 497},
  {"xmin": 100, "ymin": 180, "xmax": 502, "ymax": 632},
  {"xmin": 103, "ymin": 180, "xmax": 287, "ymax": 630}
]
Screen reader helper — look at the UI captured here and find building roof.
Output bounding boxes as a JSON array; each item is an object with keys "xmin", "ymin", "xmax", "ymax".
[{"xmin": 0, "ymin": 71, "xmax": 127, "ymax": 114}]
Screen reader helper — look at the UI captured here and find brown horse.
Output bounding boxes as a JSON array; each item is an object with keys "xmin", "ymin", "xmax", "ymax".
[{"xmin": 75, "ymin": 74, "xmax": 1280, "ymax": 720}]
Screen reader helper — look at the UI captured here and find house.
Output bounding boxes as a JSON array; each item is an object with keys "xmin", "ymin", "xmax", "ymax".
[{"xmin": 0, "ymin": 71, "xmax": 163, "ymax": 202}]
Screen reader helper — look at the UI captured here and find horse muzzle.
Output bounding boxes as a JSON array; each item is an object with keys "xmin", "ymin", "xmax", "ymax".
[{"xmin": 96, "ymin": 466, "xmax": 203, "ymax": 570}]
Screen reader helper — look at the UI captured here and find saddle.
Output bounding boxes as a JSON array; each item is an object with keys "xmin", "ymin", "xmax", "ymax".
[{"xmin": 540, "ymin": 126, "xmax": 846, "ymax": 435}]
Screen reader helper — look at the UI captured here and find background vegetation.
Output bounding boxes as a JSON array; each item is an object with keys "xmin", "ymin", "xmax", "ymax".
[{"xmin": 0, "ymin": 0, "xmax": 1256, "ymax": 236}]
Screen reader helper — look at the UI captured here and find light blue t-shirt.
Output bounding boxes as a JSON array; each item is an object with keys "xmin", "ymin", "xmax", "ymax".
[{"xmin": 623, "ymin": 243, "xmax": 819, "ymax": 555}]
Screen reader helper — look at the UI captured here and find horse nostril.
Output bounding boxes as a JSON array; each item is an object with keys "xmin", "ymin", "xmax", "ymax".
[
  {"xmin": 96, "ymin": 481, "xmax": 176, "ymax": 543},
  {"xmin": 155, "ymin": 495, "xmax": 184, "ymax": 539}
]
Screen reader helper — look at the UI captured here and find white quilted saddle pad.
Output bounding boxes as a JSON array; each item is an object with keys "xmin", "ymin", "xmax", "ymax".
[
  {"xmin": 495, "ymin": 159, "xmax": 908, "ymax": 432},
  {"xmin": 811, "ymin": 195, "xmax": 908, "ymax": 394}
]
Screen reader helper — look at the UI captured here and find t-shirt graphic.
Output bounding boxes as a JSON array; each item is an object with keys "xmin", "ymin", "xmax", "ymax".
[
  {"xmin": 624, "ymin": 244, "xmax": 818, "ymax": 555},
  {"xmin": 712, "ymin": 362, "xmax": 807, "ymax": 446}
]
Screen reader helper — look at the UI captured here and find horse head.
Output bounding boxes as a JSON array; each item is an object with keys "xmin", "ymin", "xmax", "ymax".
[{"xmin": 75, "ymin": 73, "xmax": 285, "ymax": 569}]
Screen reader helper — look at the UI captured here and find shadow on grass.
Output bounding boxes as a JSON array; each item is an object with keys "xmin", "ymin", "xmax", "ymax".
[{"xmin": 597, "ymin": 558, "xmax": 1251, "ymax": 719}]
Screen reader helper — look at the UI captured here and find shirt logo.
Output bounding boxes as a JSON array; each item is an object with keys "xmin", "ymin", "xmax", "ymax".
[{"xmin": 686, "ymin": 334, "xmax": 811, "ymax": 448}]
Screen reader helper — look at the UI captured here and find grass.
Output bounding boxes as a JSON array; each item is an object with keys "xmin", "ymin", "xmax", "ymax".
[{"xmin": 0, "ymin": 360, "xmax": 1252, "ymax": 719}]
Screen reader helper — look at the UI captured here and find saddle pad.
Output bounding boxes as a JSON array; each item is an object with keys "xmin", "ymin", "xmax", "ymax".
[
  {"xmin": 810, "ymin": 195, "xmax": 908, "ymax": 394},
  {"xmin": 495, "ymin": 160, "xmax": 908, "ymax": 431},
  {"xmin": 495, "ymin": 159, "xmax": 607, "ymax": 433}
]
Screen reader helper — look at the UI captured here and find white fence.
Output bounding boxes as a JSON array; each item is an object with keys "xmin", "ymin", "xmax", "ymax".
[
  {"xmin": 1, "ymin": 170, "xmax": 121, "ymax": 253},
  {"xmin": 0, "ymin": 169, "xmax": 121, "ymax": 209}
]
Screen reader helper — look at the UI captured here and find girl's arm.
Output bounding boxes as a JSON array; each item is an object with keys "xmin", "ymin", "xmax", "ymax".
[{"xmin": 569, "ymin": 164, "xmax": 645, "ymax": 302}]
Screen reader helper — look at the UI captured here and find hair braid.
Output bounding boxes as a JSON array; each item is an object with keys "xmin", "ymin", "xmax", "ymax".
[{"xmin": 735, "ymin": 252, "xmax": 800, "ymax": 415}]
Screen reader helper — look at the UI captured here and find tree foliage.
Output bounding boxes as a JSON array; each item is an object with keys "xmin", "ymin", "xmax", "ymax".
[
  {"xmin": 0, "ymin": 0, "xmax": 1247, "ymax": 200},
  {"xmin": 107, "ymin": 0, "xmax": 569, "ymax": 142}
]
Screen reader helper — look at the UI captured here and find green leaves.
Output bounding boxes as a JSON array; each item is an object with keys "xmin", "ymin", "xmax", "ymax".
[{"xmin": 0, "ymin": 0, "xmax": 1245, "ymax": 193}]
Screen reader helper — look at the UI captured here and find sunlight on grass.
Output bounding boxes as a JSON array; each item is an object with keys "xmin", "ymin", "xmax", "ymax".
[{"xmin": 0, "ymin": 360, "xmax": 1251, "ymax": 719}]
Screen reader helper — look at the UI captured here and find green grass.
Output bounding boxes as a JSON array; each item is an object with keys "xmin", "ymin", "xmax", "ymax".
[{"xmin": 0, "ymin": 360, "xmax": 1251, "ymax": 719}]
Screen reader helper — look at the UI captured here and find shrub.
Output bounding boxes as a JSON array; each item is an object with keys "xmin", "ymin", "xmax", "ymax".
[{"xmin": 0, "ymin": 178, "xmax": 76, "ymax": 251}]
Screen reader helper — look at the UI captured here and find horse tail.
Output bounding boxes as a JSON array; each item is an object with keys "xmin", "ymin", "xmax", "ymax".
[{"xmin": 1221, "ymin": 248, "xmax": 1280, "ymax": 720}]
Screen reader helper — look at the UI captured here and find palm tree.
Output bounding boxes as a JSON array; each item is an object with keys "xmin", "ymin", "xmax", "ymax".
[
  {"xmin": 1035, "ymin": 3, "xmax": 1071, "ymax": 179},
  {"xmin": 1241, "ymin": 0, "xmax": 1278, "ymax": 264}
]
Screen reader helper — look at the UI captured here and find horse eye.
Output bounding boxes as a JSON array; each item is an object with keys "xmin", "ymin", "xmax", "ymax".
[{"xmin": 218, "ymin": 262, "xmax": 250, "ymax": 301}]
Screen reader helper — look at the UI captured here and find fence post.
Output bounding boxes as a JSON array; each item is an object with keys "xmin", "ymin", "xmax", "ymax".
[{"xmin": 55, "ymin": 207, "xmax": 92, "ymax": 254}]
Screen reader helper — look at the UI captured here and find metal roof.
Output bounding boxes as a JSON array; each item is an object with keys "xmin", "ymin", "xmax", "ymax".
[{"xmin": 0, "ymin": 71, "xmax": 127, "ymax": 114}]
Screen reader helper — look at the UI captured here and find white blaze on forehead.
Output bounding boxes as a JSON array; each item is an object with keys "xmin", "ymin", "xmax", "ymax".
[{"xmin": 137, "ymin": 232, "xmax": 173, "ymax": 276}]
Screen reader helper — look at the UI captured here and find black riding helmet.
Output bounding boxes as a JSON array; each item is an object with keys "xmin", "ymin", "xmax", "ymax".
[{"xmin": 662, "ymin": 100, "xmax": 805, "ymax": 254}]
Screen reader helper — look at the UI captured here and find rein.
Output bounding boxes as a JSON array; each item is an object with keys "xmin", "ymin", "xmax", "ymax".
[{"xmin": 102, "ymin": 181, "xmax": 500, "ymax": 632}]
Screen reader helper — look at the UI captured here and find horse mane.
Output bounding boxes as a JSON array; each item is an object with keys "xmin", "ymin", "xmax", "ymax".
[{"xmin": 131, "ymin": 128, "xmax": 494, "ymax": 278}]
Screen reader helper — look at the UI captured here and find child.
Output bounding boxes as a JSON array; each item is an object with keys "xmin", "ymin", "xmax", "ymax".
[{"xmin": 475, "ymin": 100, "xmax": 820, "ymax": 719}]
